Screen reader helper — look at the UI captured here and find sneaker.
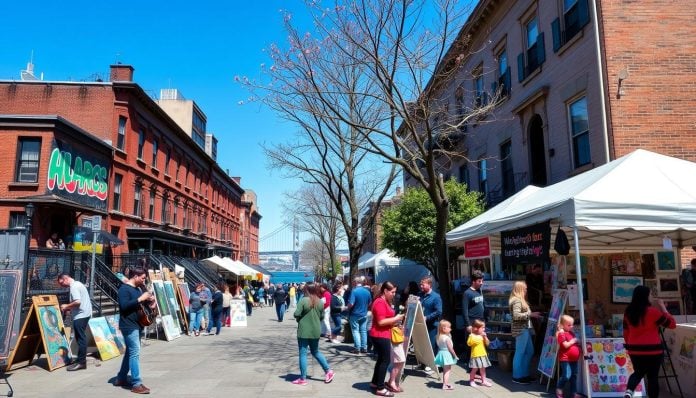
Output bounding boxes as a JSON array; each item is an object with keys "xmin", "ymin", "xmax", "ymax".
[
  {"xmin": 131, "ymin": 384, "xmax": 151, "ymax": 394},
  {"xmin": 350, "ymin": 349, "xmax": 361, "ymax": 355},
  {"xmin": 624, "ymin": 390, "xmax": 634, "ymax": 398},
  {"xmin": 331, "ymin": 339, "xmax": 341, "ymax": 344},
  {"xmin": 324, "ymin": 370, "xmax": 335, "ymax": 383},
  {"xmin": 360, "ymin": 349, "xmax": 368, "ymax": 354},
  {"xmin": 480, "ymin": 380, "xmax": 492, "ymax": 387},
  {"xmin": 512, "ymin": 377, "xmax": 531, "ymax": 385},
  {"xmin": 292, "ymin": 378, "xmax": 308, "ymax": 386}
]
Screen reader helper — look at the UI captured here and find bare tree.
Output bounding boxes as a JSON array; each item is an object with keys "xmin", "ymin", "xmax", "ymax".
[
  {"xmin": 284, "ymin": 185, "xmax": 344, "ymax": 280},
  {"xmin": 244, "ymin": 0, "xmax": 503, "ymax": 319}
]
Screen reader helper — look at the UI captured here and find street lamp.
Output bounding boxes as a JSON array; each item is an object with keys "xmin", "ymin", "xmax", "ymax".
[{"xmin": 22, "ymin": 203, "xmax": 35, "ymax": 304}]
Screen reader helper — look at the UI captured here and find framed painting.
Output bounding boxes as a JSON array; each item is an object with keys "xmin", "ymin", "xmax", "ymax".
[
  {"xmin": 664, "ymin": 299, "xmax": 682, "ymax": 315},
  {"xmin": 34, "ymin": 296, "xmax": 72, "ymax": 370},
  {"xmin": 644, "ymin": 279, "xmax": 659, "ymax": 297},
  {"xmin": 612, "ymin": 275, "xmax": 643, "ymax": 304},
  {"xmin": 104, "ymin": 315, "xmax": 126, "ymax": 354},
  {"xmin": 658, "ymin": 277, "xmax": 681, "ymax": 297},
  {"xmin": 88, "ymin": 317, "xmax": 121, "ymax": 361},
  {"xmin": 656, "ymin": 251, "xmax": 677, "ymax": 272}
]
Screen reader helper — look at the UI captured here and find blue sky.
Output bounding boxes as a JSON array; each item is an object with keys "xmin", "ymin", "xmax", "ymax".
[{"xmin": 0, "ymin": 1, "xmax": 317, "ymax": 251}]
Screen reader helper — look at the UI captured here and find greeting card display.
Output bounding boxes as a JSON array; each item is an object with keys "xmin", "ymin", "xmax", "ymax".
[
  {"xmin": 585, "ymin": 338, "xmax": 645, "ymax": 397},
  {"xmin": 538, "ymin": 290, "xmax": 568, "ymax": 377}
]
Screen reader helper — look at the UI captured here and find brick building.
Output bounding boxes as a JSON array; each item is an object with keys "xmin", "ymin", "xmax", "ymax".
[
  {"xmin": 407, "ymin": 0, "xmax": 696, "ymax": 209},
  {"xmin": 0, "ymin": 64, "xmax": 260, "ymax": 262}
]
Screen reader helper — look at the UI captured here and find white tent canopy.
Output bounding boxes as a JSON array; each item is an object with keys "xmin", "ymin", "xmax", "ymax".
[
  {"xmin": 224, "ymin": 258, "xmax": 257, "ymax": 276},
  {"xmin": 201, "ymin": 255, "xmax": 240, "ymax": 275},
  {"xmin": 358, "ymin": 249, "xmax": 421, "ymax": 269},
  {"xmin": 447, "ymin": 149, "xmax": 696, "ymax": 250}
]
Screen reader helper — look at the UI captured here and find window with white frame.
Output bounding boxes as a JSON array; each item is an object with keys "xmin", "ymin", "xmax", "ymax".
[
  {"xmin": 149, "ymin": 189, "xmax": 156, "ymax": 220},
  {"xmin": 152, "ymin": 138, "xmax": 158, "ymax": 168},
  {"xmin": 552, "ymin": 0, "xmax": 590, "ymax": 52},
  {"xmin": 568, "ymin": 96, "xmax": 591, "ymax": 167},
  {"xmin": 113, "ymin": 174, "xmax": 123, "ymax": 211},
  {"xmin": 137, "ymin": 129, "xmax": 145, "ymax": 159},
  {"xmin": 517, "ymin": 14, "xmax": 546, "ymax": 82},
  {"xmin": 474, "ymin": 66, "xmax": 486, "ymax": 107},
  {"xmin": 496, "ymin": 48, "xmax": 511, "ymax": 97},
  {"xmin": 15, "ymin": 138, "xmax": 41, "ymax": 183},
  {"xmin": 133, "ymin": 184, "xmax": 141, "ymax": 217},
  {"xmin": 117, "ymin": 116, "xmax": 127, "ymax": 150},
  {"xmin": 9, "ymin": 212, "xmax": 26, "ymax": 228}
]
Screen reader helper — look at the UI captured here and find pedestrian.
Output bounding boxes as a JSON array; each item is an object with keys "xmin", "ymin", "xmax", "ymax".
[
  {"xmin": 347, "ymin": 276, "xmax": 372, "ymax": 355},
  {"xmin": 206, "ymin": 282, "xmax": 224, "ymax": 335},
  {"xmin": 222, "ymin": 284, "xmax": 233, "ymax": 327},
  {"xmin": 434, "ymin": 319, "xmax": 460, "ymax": 390},
  {"xmin": 57, "ymin": 274, "xmax": 92, "ymax": 371},
  {"xmin": 200, "ymin": 283, "xmax": 212, "ymax": 328},
  {"xmin": 114, "ymin": 267, "xmax": 155, "ymax": 394},
  {"xmin": 368, "ymin": 281, "xmax": 404, "ymax": 397},
  {"xmin": 289, "ymin": 284, "xmax": 296, "ymax": 308},
  {"xmin": 329, "ymin": 284, "xmax": 346, "ymax": 343},
  {"xmin": 257, "ymin": 285, "xmax": 266, "ymax": 308},
  {"xmin": 467, "ymin": 319, "xmax": 492, "ymax": 387},
  {"xmin": 509, "ymin": 281, "xmax": 541, "ymax": 384},
  {"xmin": 680, "ymin": 259, "xmax": 696, "ymax": 314},
  {"xmin": 461, "ymin": 270, "xmax": 485, "ymax": 368},
  {"xmin": 291, "ymin": 283, "xmax": 335, "ymax": 386},
  {"xmin": 555, "ymin": 315, "xmax": 580, "ymax": 398},
  {"xmin": 268, "ymin": 283, "xmax": 276, "ymax": 307},
  {"xmin": 273, "ymin": 283, "xmax": 289, "ymax": 321},
  {"xmin": 623, "ymin": 285, "xmax": 676, "ymax": 398},
  {"xmin": 189, "ymin": 284, "xmax": 204, "ymax": 336},
  {"xmin": 320, "ymin": 283, "xmax": 332, "ymax": 340},
  {"xmin": 419, "ymin": 276, "xmax": 442, "ymax": 356}
]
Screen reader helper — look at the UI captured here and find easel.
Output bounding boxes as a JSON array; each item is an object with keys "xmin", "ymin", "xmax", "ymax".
[
  {"xmin": 399, "ymin": 296, "xmax": 440, "ymax": 382},
  {"xmin": 538, "ymin": 290, "xmax": 569, "ymax": 390},
  {"xmin": 659, "ymin": 329, "xmax": 683, "ymax": 398},
  {"xmin": 0, "ymin": 360, "xmax": 14, "ymax": 397}
]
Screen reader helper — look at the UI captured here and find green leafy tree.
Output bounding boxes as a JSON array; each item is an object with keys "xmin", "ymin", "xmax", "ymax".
[{"xmin": 382, "ymin": 179, "xmax": 484, "ymax": 275}]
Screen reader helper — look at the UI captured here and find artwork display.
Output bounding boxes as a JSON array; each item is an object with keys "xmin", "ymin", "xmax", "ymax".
[
  {"xmin": 644, "ymin": 279, "xmax": 658, "ymax": 297},
  {"xmin": 658, "ymin": 277, "xmax": 680, "ymax": 296},
  {"xmin": 151, "ymin": 280, "xmax": 181, "ymax": 340},
  {"xmin": 229, "ymin": 299, "xmax": 247, "ymax": 327},
  {"xmin": 656, "ymin": 251, "xmax": 677, "ymax": 272},
  {"xmin": 609, "ymin": 252, "xmax": 641, "ymax": 275},
  {"xmin": 612, "ymin": 276, "xmax": 643, "ymax": 304},
  {"xmin": 567, "ymin": 278, "xmax": 589, "ymax": 306},
  {"xmin": 177, "ymin": 283, "xmax": 191, "ymax": 314},
  {"xmin": 104, "ymin": 315, "xmax": 126, "ymax": 354},
  {"xmin": 538, "ymin": 290, "xmax": 568, "ymax": 377},
  {"xmin": 37, "ymin": 305, "xmax": 71, "ymax": 369},
  {"xmin": 640, "ymin": 254, "xmax": 656, "ymax": 278},
  {"xmin": 164, "ymin": 281, "xmax": 185, "ymax": 332},
  {"xmin": 584, "ymin": 338, "xmax": 645, "ymax": 396},
  {"xmin": 664, "ymin": 300, "xmax": 682, "ymax": 315},
  {"xmin": 88, "ymin": 317, "xmax": 121, "ymax": 361}
]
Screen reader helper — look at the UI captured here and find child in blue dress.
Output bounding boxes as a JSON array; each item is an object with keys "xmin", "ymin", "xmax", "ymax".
[{"xmin": 434, "ymin": 319, "xmax": 459, "ymax": 390}]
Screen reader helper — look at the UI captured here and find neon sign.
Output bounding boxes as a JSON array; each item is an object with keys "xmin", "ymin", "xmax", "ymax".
[{"xmin": 46, "ymin": 148, "xmax": 108, "ymax": 201}]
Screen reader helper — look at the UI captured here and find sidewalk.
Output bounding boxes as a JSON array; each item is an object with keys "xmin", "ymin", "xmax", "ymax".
[{"xmin": 3, "ymin": 306, "xmax": 557, "ymax": 398}]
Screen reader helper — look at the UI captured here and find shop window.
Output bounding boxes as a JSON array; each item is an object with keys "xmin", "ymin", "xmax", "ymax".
[
  {"xmin": 551, "ymin": 0, "xmax": 590, "ymax": 52},
  {"xmin": 133, "ymin": 184, "xmax": 142, "ymax": 217},
  {"xmin": 117, "ymin": 116, "xmax": 127, "ymax": 150},
  {"xmin": 568, "ymin": 96, "xmax": 591, "ymax": 168},
  {"xmin": 9, "ymin": 212, "xmax": 27, "ymax": 228},
  {"xmin": 517, "ymin": 16, "xmax": 546, "ymax": 82},
  {"xmin": 137, "ymin": 129, "xmax": 145, "ymax": 159},
  {"xmin": 500, "ymin": 141, "xmax": 514, "ymax": 198},
  {"xmin": 113, "ymin": 174, "xmax": 123, "ymax": 211},
  {"xmin": 492, "ymin": 49, "xmax": 511, "ymax": 98},
  {"xmin": 15, "ymin": 138, "xmax": 41, "ymax": 183}
]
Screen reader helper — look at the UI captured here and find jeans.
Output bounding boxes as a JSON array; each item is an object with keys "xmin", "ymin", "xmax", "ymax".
[
  {"xmin": 349, "ymin": 315, "xmax": 368, "ymax": 350},
  {"xmin": 371, "ymin": 337, "xmax": 392, "ymax": 389},
  {"xmin": 321, "ymin": 306, "xmax": 331, "ymax": 336},
  {"xmin": 556, "ymin": 361, "xmax": 578, "ymax": 394},
  {"xmin": 331, "ymin": 313, "xmax": 342, "ymax": 336},
  {"xmin": 513, "ymin": 329, "xmax": 534, "ymax": 379},
  {"xmin": 297, "ymin": 338, "xmax": 330, "ymax": 379},
  {"xmin": 222, "ymin": 306, "xmax": 231, "ymax": 326},
  {"xmin": 627, "ymin": 353, "xmax": 662, "ymax": 398},
  {"xmin": 208, "ymin": 311, "xmax": 222, "ymax": 334},
  {"xmin": 73, "ymin": 317, "xmax": 90, "ymax": 364},
  {"xmin": 275, "ymin": 303, "xmax": 286, "ymax": 321},
  {"xmin": 189, "ymin": 308, "xmax": 203, "ymax": 331},
  {"xmin": 117, "ymin": 328, "xmax": 142, "ymax": 386}
]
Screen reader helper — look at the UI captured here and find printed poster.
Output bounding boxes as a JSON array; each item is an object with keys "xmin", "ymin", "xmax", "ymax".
[
  {"xmin": 585, "ymin": 338, "xmax": 645, "ymax": 397},
  {"xmin": 538, "ymin": 290, "xmax": 568, "ymax": 377},
  {"xmin": 229, "ymin": 299, "xmax": 247, "ymax": 327}
]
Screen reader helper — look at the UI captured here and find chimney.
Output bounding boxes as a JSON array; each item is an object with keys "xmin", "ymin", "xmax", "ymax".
[{"xmin": 110, "ymin": 64, "xmax": 134, "ymax": 82}]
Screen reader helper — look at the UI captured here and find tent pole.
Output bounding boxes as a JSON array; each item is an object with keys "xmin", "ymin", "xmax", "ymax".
[{"xmin": 573, "ymin": 226, "xmax": 591, "ymax": 398}]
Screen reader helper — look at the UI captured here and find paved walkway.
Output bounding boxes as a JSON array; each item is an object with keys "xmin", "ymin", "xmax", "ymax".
[{"xmin": 3, "ymin": 306, "xmax": 558, "ymax": 397}]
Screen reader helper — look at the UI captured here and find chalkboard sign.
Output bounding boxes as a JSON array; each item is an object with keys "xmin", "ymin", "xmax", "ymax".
[{"xmin": 0, "ymin": 270, "xmax": 23, "ymax": 361}]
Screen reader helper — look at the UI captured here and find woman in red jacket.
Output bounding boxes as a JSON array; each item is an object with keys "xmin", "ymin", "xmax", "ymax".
[{"xmin": 622, "ymin": 285, "xmax": 676, "ymax": 398}]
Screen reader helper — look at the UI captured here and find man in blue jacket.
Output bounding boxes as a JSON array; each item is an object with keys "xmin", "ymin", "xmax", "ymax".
[
  {"xmin": 420, "ymin": 276, "xmax": 442, "ymax": 354},
  {"xmin": 347, "ymin": 276, "xmax": 372, "ymax": 355}
]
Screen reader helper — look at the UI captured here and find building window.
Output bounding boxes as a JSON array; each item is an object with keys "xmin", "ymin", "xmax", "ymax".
[
  {"xmin": 9, "ymin": 212, "xmax": 27, "ymax": 228},
  {"xmin": 149, "ymin": 189, "xmax": 156, "ymax": 220},
  {"xmin": 183, "ymin": 203, "xmax": 188, "ymax": 229},
  {"xmin": 185, "ymin": 165, "xmax": 190, "ymax": 187},
  {"xmin": 552, "ymin": 0, "xmax": 590, "ymax": 52},
  {"xmin": 152, "ymin": 139, "xmax": 158, "ymax": 168},
  {"xmin": 500, "ymin": 141, "xmax": 514, "ymax": 198},
  {"xmin": 454, "ymin": 84, "xmax": 468, "ymax": 132},
  {"xmin": 165, "ymin": 148, "xmax": 171, "ymax": 175},
  {"xmin": 175, "ymin": 156, "xmax": 180, "ymax": 182},
  {"xmin": 458, "ymin": 163, "xmax": 470, "ymax": 189},
  {"xmin": 117, "ymin": 116, "xmax": 127, "ymax": 150},
  {"xmin": 494, "ymin": 49, "xmax": 511, "ymax": 98},
  {"xmin": 474, "ymin": 66, "xmax": 487, "ymax": 107},
  {"xmin": 137, "ymin": 129, "xmax": 146, "ymax": 159},
  {"xmin": 478, "ymin": 159, "xmax": 488, "ymax": 197},
  {"xmin": 113, "ymin": 174, "xmax": 123, "ymax": 211},
  {"xmin": 161, "ymin": 193, "xmax": 169, "ymax": 224},
  {"xmin": 133, "ymin": 184, "xmax": 142, "ymax": 217},
  {"xmin": 15, "ymin": 138, "xmax": 41, "ymax": 183},
  {"xmin": 173, "ymin": 199, "xmax": 179, "ymax": 226},
  {"xmin": 569, "ymin": 96, "xmax": 590, "ymax": 168},
  {"xmin": 517, "ymin": 15, "xmax": 545, "ymax": 82}
]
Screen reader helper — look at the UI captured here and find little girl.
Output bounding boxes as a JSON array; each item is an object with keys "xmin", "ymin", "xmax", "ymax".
[
  {"xmin": 467, "ymin": 319, "xmax": 492, "ymax": 387},
  {"xmin": 433, "ymin": 320, "xmax": 459, "ymax": 390},
  {"xmin": 556, "ymin": 314, "xmax": 580, "ymax": 398}
]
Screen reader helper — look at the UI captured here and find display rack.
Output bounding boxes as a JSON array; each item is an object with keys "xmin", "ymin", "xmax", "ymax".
[{"xmin": 483, "ymin": 281, "xmax": 515, "ymax": 358}]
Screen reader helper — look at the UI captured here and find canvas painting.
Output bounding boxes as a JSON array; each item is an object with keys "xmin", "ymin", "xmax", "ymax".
[
  {"xmin": 36, "ymin": 305, "xmax": 72, "ymax": 369},
  {"xmin": 658, "ymin": 277, "xmax": 680, "ymax": 297},
  {"xmin": 88, "ymin": 317, "xmax": 121, "ymax": 361},
  {"xmin": 612, "ymin": 276, "xmax": 643, "ymax": 303},
  {"xmin": 104, "ymin": 315, "xmax": 126, "ymax": 354},
  {"xmin": 178, "ymin": 283, "xmax": 191, "ymax": 314},
  {"xmin": 610, "ymin": 252, "xmax": 642, "ymax": 275},
  {"xmin": 152, "ymin": 280, "xmax": 181, "ymax": 340},
  {"xmin": 644, "ymin": 279, "xmax": 659, "ymax": 297},
  {"xmin": 164, "ymin": 281, "xmax": 185, "ymax": 332},
  {"xmin": 657, "ymin": 251, "xmax": 677, "ymax": 272}
]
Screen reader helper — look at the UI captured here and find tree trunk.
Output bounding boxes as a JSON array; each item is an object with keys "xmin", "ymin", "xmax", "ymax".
[{"xmin": 434, "ymin": 201, "xmax": 454, "ymax": 322}]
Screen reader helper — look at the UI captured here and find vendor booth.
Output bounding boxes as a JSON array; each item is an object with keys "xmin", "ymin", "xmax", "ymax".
[
  {"xmin": 446, "ymin": 149, "xmax": 696, "ymax": 397},
  {"xmin": 358, "ymin": 249, "xmax": 435, "ymax": 291}
]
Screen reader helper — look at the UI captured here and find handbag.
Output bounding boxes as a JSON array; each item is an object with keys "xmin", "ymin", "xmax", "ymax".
[{"xmin": 391, "ymin": 326, "xmax": 404, "ymax": 344}]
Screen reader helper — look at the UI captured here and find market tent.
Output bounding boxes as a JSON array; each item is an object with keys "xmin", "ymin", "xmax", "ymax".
[
  {"xmin": 358, "ymin": 248, "xmax": 435, "ymax": 290},
  {"xmin": 220, "ymin": 257, "xmax": 255, "ymax": 276},
  {"xmin": 358, "ymin": 249, "xmax": 421, "ymax": 269},
  {"xmin": 201, "ymin": 255, "xmax": 238, "ymax": 275},
  {"xmin": 447, "ymin": 149, "xmax": 696, "ymax": 250}
]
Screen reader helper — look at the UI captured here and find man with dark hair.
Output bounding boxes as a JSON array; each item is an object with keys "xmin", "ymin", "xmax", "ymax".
[
  {"xmin": 461, "ymin": 270, "xmax": 485, "ymax": 368},
  {"xmin": 420, "ymin": 276, "xmax": 442, "ymax": 353},
  {"xmin": 114, "ymin": 267, "xmax": 155, "ymax": 394},
  {"xmin": 57, "ymin": 274, "xmax": 91, "ymax": 371}
]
